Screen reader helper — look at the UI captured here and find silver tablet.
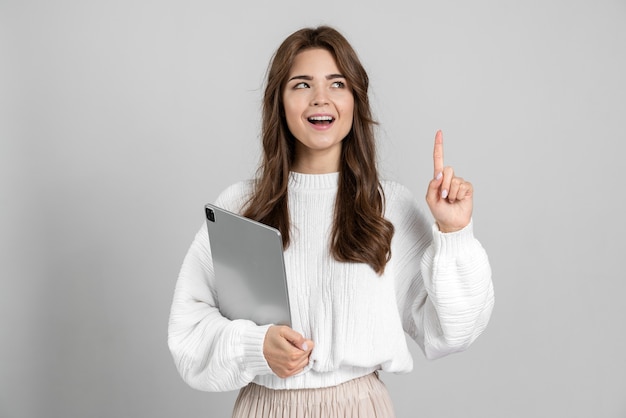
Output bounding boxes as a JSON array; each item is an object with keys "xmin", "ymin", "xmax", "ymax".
[{"xmin": 205, "ymin": 203, "xmax": 291, "ymax": 326}]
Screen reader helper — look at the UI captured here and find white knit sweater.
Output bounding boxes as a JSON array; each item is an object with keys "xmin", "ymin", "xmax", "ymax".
[{"xmin": 168, "ymin": 172, "xmax": 494, "ymax": 391}]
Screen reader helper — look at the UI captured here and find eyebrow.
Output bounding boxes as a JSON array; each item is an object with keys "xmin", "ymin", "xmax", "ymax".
[{"xmin": 288, "ymin": 74, "xmax": 345, "ymax": 82}]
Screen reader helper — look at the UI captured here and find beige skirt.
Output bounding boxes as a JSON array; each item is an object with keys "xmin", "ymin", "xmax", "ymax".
[{"xmin": 231, "ymin": 372, "xmax": 396, "ymax": 418}]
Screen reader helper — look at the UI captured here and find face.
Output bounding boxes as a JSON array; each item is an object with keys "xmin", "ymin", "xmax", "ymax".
[{"xmin": 283, "ymin": 48, "xmax": 354, "ymax": 173}]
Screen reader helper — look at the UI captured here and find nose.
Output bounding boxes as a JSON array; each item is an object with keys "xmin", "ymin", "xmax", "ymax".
[{"xmin": 310, "ymin": 88, "xmax": 329, "ymax": 107}]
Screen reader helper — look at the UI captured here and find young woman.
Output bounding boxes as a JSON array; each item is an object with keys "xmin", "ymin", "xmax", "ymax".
[{"xmin": 168, "ymin": 26, "xmax": 494, "ymax": 417}]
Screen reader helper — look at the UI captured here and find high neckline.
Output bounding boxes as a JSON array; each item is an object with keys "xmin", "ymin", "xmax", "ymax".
[{"xmin": 289, "ymin": 171, "xmax": 339, "ymax": 190}]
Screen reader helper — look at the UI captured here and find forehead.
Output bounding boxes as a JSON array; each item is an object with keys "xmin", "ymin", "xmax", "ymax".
[{"xmin": 289, "ymin": 48, "xmax": 340, "ymax": 75}]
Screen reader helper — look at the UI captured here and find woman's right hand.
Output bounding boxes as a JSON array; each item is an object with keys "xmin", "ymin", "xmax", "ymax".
[{"xmin": 263, "ymin": 325, "xmax": 314, "ymax": 378}]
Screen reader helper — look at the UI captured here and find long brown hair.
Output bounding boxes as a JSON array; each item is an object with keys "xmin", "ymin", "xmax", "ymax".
[{"xmin": 242, "ymin": 26, "xmax": 394, "ymax": 274}]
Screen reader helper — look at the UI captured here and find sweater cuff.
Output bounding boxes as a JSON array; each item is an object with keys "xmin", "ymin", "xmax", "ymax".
[
  {"xmin": 241, "ymin": 323, "xmax": 274, "ymax": 377},
  {"xmin": 431, "ymin": 219, "xmax": 476, "ymax": 257}
]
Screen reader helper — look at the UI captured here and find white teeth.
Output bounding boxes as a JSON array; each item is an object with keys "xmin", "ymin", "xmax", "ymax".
[{"xmin": 308, "ymin": 116, "xmax": 333, "ymax": 121}]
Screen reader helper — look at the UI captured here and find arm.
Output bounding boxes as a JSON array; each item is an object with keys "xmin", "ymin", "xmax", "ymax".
[
  {"xmin": 168, "ymin": 183, "xmax": 313, "ymax": 390},
  {"xmin": 419, "ymin": 221, "xmax": 494, "ymax": 359},
  {"xmin": 396, "ymin": 130, "xmax": 494, "ymax": 359},
  {"xmin": 167, "ymin": 222, "xmax": 273, "ymax": 391},
  {"xmin": 393, "ymin": 198, "xmax": 494, "ymax": 360}
]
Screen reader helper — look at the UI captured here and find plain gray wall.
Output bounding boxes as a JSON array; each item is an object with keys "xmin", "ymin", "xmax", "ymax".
[{"xmin": 2, "ymin": 0, "xmax": 625, "ymax": 417}]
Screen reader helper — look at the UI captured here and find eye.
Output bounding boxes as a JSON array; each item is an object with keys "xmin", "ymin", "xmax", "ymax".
[
  {"xmin": 294, "ymin": 82, "xmax": 310, "ymax": 89},
  {"xmin": 331, "ymin": 80, "xmax": 346, "ymax": 88}
]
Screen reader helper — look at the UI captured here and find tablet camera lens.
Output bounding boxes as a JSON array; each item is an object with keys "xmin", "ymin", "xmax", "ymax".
[{"xmin": 206, "ymin": 208, "xmax": 215, "ymax": 222}]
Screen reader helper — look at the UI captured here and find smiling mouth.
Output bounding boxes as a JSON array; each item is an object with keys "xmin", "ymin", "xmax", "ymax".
[{"xmin": 307, "ymin": 115, "xmax": 335, "ymax": 125}]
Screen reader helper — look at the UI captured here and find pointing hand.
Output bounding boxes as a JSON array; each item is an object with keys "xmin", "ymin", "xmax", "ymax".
[{"xmin": 425, "ymin": 130, "xmax": 473, "ymax": 233}]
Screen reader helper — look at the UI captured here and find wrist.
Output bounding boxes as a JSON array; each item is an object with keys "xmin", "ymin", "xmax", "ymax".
[{"xmin": 436, "ymin": 222, "xmax": 467, "ymax": 233}]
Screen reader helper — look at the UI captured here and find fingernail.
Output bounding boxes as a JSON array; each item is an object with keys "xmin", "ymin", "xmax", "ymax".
[
  {"xmin": 435, "ymin": 172, "xmax": 443, "ymax": 180},
  {"xmin": 302, "ymin": 343, "xmax": 308, "ymax": 351},
  {"xmin": 441, "ymin": 189, "xmax": 448, "ymax": 199}
]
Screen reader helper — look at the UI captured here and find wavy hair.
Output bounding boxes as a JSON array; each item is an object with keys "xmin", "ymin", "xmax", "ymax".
[{"xmin": 242, "ymin": 26, "xmax": 394, "ymax": 274}]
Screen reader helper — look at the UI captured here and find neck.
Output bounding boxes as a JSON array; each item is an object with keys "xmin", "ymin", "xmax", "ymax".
[{"xmin": 292, "ymin": 146, "xmax": 341, "ymax": 174}]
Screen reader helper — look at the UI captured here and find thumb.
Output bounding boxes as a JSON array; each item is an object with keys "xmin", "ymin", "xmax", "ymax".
[{"xmin": 280, "ymin": 327, "xmax": 308, "ymax": 351}]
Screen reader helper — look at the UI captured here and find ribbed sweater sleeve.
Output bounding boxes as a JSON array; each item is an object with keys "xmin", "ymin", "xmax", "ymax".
[
  {"xmin": 167, "ymin": 185, "xmax": 274, "ymax": 392},
  {"xmin": 419, "ymin": 222, "xmax": 494, "ymax": 358}
]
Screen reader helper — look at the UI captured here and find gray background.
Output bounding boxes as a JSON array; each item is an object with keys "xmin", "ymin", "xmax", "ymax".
[{"xmin": 2, "ymin": 0, "xmax": 625, "ymax": 417}]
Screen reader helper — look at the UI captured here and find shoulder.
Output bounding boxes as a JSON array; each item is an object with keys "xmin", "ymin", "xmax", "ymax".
[
  {"xmin": 380, "ymin": 180, "xmax": 418, "ymax": 211},
  {"xmin": 214, "ymin": 180, "xmax": 255, "ymax": 214},
  {"xmin": 380, "ymin": 179, "xmax": 431, "ymax": 227}
]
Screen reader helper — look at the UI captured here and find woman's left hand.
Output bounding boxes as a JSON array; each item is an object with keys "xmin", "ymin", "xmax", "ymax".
[{"xmin": 425, "ymin": 130, "xmax": 473, "ymax": 233}]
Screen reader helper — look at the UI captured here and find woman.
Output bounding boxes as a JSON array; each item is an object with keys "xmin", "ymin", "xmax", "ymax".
[{"xmin": 168, "ymin": 26, "xmax": 494, "ymax": 417}]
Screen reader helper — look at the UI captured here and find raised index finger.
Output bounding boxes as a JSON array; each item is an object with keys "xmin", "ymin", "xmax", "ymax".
[{"xmin": 433, "ymin": 130, "xmax": 444, "ymax": 178}]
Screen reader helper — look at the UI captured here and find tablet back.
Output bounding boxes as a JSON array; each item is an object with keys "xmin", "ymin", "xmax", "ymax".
[{"xmin": 205, "ymin": 203, "xmax": 291, "ymax": 326}]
